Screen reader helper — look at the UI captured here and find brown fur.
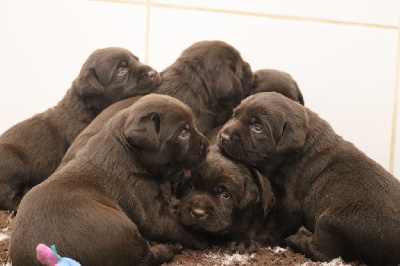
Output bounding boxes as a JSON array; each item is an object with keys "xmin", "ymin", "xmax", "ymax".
[
  {"xmin": 175, "ymin": 145, "xmax": 274, "ymax": 254},
  {"xmin": 156, "ymin": 40, "xmax": 254, "ymax": 134},
  {"xmin": 251, "ymin": 69, "xmax": 304, "ymax": 105},
  {"xmin": 0, "ymin": 47, "xmax": 160, "ymax": 211},
  {"xmin": 57, "ymin": 96, "xmax": 142, "ymax": 170},
  {"xmin": 218, "ymin": 92, "xmax": 400, "ymax": 265},
  {"xmin": 10, "ymin": 94, "xmax": 209, "ymax": 266}
]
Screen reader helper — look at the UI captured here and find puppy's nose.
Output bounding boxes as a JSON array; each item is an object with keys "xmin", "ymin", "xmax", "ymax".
[
  {"xmin": 200, "ymin": 141, "xmax": 210, "ymax": 155},
  {"xmin": 146, "ymin": 69, "xmax": 158, "ymax": 80},
  {"xmin": 191, "ymin": 208, "xmax": 207, "ymax": 220},
  {"xmin": 220, "ymin": 132, "xmax": 231, "ymax": 143}
]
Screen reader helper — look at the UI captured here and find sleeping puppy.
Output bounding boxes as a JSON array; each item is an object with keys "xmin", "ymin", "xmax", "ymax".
[
  {"xmin": 156, "ymin": 40, "xmax": 254, "ymax": 134},
  {"xmin": 217, "ymin": 92, "xmax": 400, "ymax": 265},
  {"xmin": 175, "ymin": 145, "xmax": 274, "ymax": 254},
  {"xmin": 250, "ymin": 69, "xmax": 304, "ymax": 105},
  {"xmin": 0, "ymin": 47, "xmax": 160, "ymax": 211},
  {"xmin": 10, "ymin": 94, "xmax": 209, "ymax": 266}
]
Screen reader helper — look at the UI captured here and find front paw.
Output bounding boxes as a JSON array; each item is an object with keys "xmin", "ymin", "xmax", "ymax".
[
  {"xmin": 286, "ymin": 226, "xmax": 313, "ymax": 249},
  {"xmin": 228, "ymin": 239, "xmax": 261, "ymax": 254}
]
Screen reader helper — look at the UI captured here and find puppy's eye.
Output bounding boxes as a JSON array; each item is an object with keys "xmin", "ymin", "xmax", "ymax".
[
  {"xmin": 188, "ymin": 185, "xmax": 196, "ymax": 190},
  {"xmin": 179, "ymin": 129, "xmax": 191, "ymax": 139},
  {"xmin": 251, "ymin": 124, "xmax": 263, "ymax": 133},
  {"xmin": 220, "ymin": 192, "xmax": 230, "ymax": 199},
  {"xmin": 117, "ymin": 67, "xmax": 127, "ymax": 76}
]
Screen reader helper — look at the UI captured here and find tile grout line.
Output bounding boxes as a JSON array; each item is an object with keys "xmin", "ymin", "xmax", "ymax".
[
  {"xmin": 151, "ymin": 3, "xmax": 399, "ymax": 31},
  {"xmin": 389, "ymin": 22, "xmax": 400, "ymax": 174},
  {"xmin": 145, "ymin": 0, "xmax": 151, "ymax": 64},
  {"xmin": 87, "ymin": 0, "xmax": 399, "ymax": 31}
]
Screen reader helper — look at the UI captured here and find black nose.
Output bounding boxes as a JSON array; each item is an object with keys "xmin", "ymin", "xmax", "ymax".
[{"xmin": 191, "ymin": 208, "xmax": 207, "ymax": 220}]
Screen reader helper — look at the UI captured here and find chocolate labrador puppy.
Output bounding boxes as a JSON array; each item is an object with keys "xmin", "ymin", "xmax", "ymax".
[
  {"xmin": 250, "ymin": 69, "xmax": 304, "ymax": 105},
  {"xmin": 10, "ymin": 94, "xmax": 209, "ymax": 266},
  {"xmin": 156, "ymin": 40, "xmax": 254, "ymax": 134},
  {"xmin": 218, "ymin": 92, "xmax": 400, "ymax": 265},
  {"xmin": 0, "ymin": 47, "xmax": 160, "ymax": 211},
  {"xmin": 175, "ymin": 145, "xmax": 274, "ymax": 254}
]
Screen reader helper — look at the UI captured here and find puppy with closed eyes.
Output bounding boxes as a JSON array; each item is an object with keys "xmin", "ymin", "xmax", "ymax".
[
  {"xmin": 250, "ymin": 69, "xmax": 304, "ymax": 105},
  {"xmin": 175, "ymin": 145, "xmax": 274, "ymax": 254},
  {"xmin": 218, "ymin": 92, "xmax": 400, "ymax": 265},
  {"xmin": 10, "ymin": 94, "xmax": 209, "ymax": 266},
  {"xmin": 156, "ymin": 40, "xmax": 254, "ymax": 134},
  {"xmin": 0, "ymin": 47, "xmax": 160, "ymax": 211}
]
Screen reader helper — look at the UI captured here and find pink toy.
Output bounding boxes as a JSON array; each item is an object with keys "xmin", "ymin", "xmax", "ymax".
[{"xmin": 36, "ymin": 244, "xmax": 81, "ymax": 266}]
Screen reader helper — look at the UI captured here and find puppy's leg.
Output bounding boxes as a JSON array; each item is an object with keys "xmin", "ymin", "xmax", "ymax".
[
  {"xmin": 258, "ymin": 201, "xmax": 303, "ymax": 247},
  {"xmin": 286, "ymin": 215, "xmax": 345, "ymax": 262},
  {"xmin": 0, "ymin": 146, "xmax": 29, "ymax": 211}
]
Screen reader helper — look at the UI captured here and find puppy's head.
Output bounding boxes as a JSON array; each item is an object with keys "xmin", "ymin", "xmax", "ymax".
[
  {"xmin": 251, "ymin": 69, "xmax": 304, "ymax": 105},
  {"xmin": 122, "ymin": 94, "xmax": 209, "ymax": 180},
  {"xmin": 177, "ymin": 40, "xmax": 254, "ymax": 124},
  {"xmin": 176, "ymin": 147, "xmax": 273, "ymax": 234},
  {"xmin": 217, "ymin": 92, "xmax": 308, "ymax": 173},
  {"xmin": 73, "ymin": 47, "xmax": 161, "ymax": 114}
]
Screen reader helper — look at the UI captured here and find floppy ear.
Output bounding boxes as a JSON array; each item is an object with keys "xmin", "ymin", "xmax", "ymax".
[
  {"xmin": 241, "ymin": 62, "xmax": 254, "ymax": 96},
  {"xmin": 276, "ymin": 120, "xmax": 306, "ymax": 154},
  {"xmin": 238, "ymin": 174, "xmax": 259, "ymax": 210},
  {"xmin": 250, "ymin": 168, "xmax": 275, "ymax": 218},
  {"xmin": 75, "ymin": 67, "xmax": 105, "ymax": 98},
  {"xmin": 124, "ymin": 112, "xmax": 160, "ymax": 150},
  {"xmin": 203, "ymin": 69, "xmax": 242, "ymax": 104}
]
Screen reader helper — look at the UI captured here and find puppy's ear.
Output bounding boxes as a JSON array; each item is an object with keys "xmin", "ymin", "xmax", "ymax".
[
  {"xmin": 276, "ymin": 121, "xmax": 306, "ymax": 154},
  {"xmin": 124, "ymin": 112, "xmax": 160, "ymax": 150},
  {"xmin": 75, "ymin": 67, "xmax": 105, "ymax": 98},
  {"xmin": 238, "ymin": 175, "xmax": 259, "ymax": 210},
  {"xmin": 203, "ymin": 69, "xmax": 242, "ymax": 104},
  {"xmin": 250, "ymin": 168, "xmax": 275, "ymax": 218},
  {"xmin": 241, "ymin": 62, "xmax": 254, "ymax": 96}
]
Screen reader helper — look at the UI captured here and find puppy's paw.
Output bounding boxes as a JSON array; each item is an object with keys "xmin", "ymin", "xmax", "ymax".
[
  {"xmin": 228, "ymin": 240, "xmax": 261, "ymax": 254},
  {"xmin": 149, "ymin": 243, "xmax": 178, "ymax": 264},
  {"xmin": 297, "ymin": 226, "xmax": 313, "ymax": 237},
  {"xmin": 285, "ymin": 226, "xmax": 313, "ymax": 250},
  {"xmin": 172, "ymin": 243, "xmax": 183, "ymax": 254}
]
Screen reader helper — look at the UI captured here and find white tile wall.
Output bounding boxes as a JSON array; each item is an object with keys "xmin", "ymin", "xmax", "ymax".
[
  {"xmin": 0, "ymin": 0, "xmax": 148, "ymax": 134},
  {"xmin": 1, "ymin": 0, "xmax": 399, "ymax": 177},
  {"xmin": 152, "ymin": 0, "xmax": 400, "ymax": 27}
]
